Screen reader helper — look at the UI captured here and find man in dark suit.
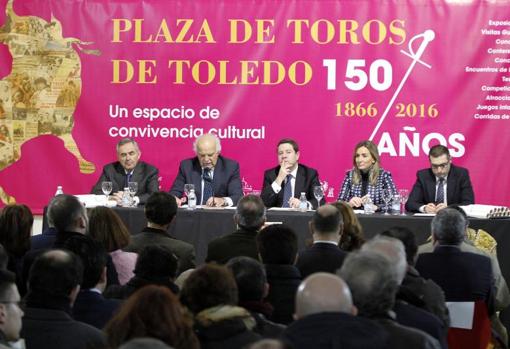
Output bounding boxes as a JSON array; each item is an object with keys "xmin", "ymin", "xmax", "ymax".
[
  {"xmin": 261, "ymin": 139, "xmax": 324, "ymax": 209},
  {"xmin": 206, "ymin": 195, "xmax": 266, "ymax": 264},
  {"xmin": 169, "ymin": 133, "xmax": 243, "ymax": 207},
  {"xmin": 415, "ymin": 208, "xmax": 495, "ymax": 315},
  {"xmin": 406, "ymin": 144, "xmax": 474, "ymax": 213},
  {"xmin": 0, "ymin": 269, "xmax": 23, "ymax": 347},
  {"xmin": 91, "ymin": 137, "xmax": 159, "ymax": 205},
  {"xmin": 127, "ymin": 192, "xmax": 196, "ymax": 275},
  {"xmin": 296, "ymin": 204, "xmax": 347, "ymax": 278}
]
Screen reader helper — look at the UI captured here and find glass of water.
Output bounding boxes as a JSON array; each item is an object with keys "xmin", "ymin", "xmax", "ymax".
[
  {"xmin": 184, "ymin": 183, "xmax": 195, "ymax": 203},
  {"xmin": 101, "ymin": 181, "xmax": 112, "ymax": 202},
  {"xmin": 128, "ymin": 182, "xmax": 138, "ymax": 207},
  {"xmin": 382, "ymin": 188, "xmax": 392, "ymax": 215},
  {"xmin": 313, "ymin": 186, "xmax": 324, "ymax": 208},
  {"xmin": 398, "ymin": 189, "xmax": 409, "ymax": 215}
]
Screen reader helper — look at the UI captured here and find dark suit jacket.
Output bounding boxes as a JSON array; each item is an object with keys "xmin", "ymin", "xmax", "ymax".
[
  {"xmin": 261, "ymin": 164, "xmax": 324, "ymax": 209},
  {"xmin": 406, "ymin": 164, "xmax": 474, "ymax": 212},
  {"xmin": 374, "ymin": 317, "xmax": 441, "ymax": 349},
  {"xmin": 72, "ymin": 289, "xmax": 121, "ymax": 329},
  {"xmin": 30, "ymin": 227, "xmax": 57, "ymax": 250},
  {"xmin": 205, "ymin": 228, "xmax": 259, "ymax": 264},
  {"xmin": 22, "ymin": 307, "xmax": 105, "ymax": 349},
  {"xmin": 169, "ymin": 155, "xmax": 243, "ymax": 205},
  {"xmin": 415, "ymin": 245, "xmax": 495, "ymax": 315},
  {"xmin": 127, "ymin": 227, "xmax": 196, "ymax": 275},
  {"xmin": 91, "ymin": 161, "xmax": 159, "ymax": 204},
  {"xmin": 264, "ymin": 264, "xmax": 302, "ymax": 325},
  {"xmin": 296, "ymin": 242, "xmax": 347, "ymax": 278}
]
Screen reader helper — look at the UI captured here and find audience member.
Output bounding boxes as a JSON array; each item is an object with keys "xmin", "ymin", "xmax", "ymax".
[
  {"xmin": 30, "ymin": 208, "xmax": 57, "ymax": 251},
  {"xmin": 105, "ymin": 245, "xmax": 179, "ymax": 299},
  {"xmin": 63, "ymin": 235, "xmax": 121, "ymax": 329},
  {"xmin": 180, "ymin": 264, "xmax": 261, "ymax": 348},
  {"xmin": 206, "ymin": 195, "xmax": 266, "ymax": 264},
  {"xmin": 88, "ymin": 206, "xmax": 137, "ymax": 284},
  {"xmin": 256, "ymin": 224, "xmax": 301, "ymax": 325},
  {"xmin": 0, "ymin": 269, "xmax": 23, "ymax": 348},
  {"xmin": 296, "ymin": 205, "xmax": 346, "ymax": 278},
  {"xmin": 331, "ymin": 201, "xmax": 365, "ymax": 251},
  {"xmin": 339, "ymin": 251, "xmax": 441, "ymax": 349},
  {"xmin": 0, "ymin": 245, "xmax": 7, "ymax": 270},
  {"xmin": 119, "ymin": 338, "xmax": 174, "ymax": 349},
  {"xmin": 127, "ymin": 192, "xmax": 195, "ymax": 274},
  {"xmin": 246, "ymin": 339, "xmax": 292, "ymax": 349},
  {"xmin": 226, "ymin": 257, "xmax": 285, "ymax": 338},
  {"xmin": 21, "ymin": 250, "xmax": 105, "ymax": 349},
  {"xmin": 282, "ymin": 273, "xmax": 388, "ymax": 349},
  {"xmin": 105, "ymin": 285, "xmax": 198, "ymax": 349}
]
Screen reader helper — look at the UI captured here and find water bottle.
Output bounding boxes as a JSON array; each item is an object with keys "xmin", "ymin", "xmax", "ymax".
[
  {"xmin": 299, "ymin": 192, "xmax": 308, "ymax": 212},
  {"xmin": 364, "ymin": 195, "xmax": 375, "ymax": 214},
  {"xmin": 55, "ymin": 186, "xmax": 64, "ymax": 196},
  {"xmin": 188, "ymin": 189, "xmax": 197, "ymax": 210},
  {"xmin": 121, "ymin": 187, "xmax": 132, "ymax": 207},
  {"xmin": 392, "ymin": 194, "xmax": 401, "ymax": 215}
]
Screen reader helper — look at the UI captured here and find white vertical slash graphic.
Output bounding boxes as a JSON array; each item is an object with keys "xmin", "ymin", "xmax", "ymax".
[{"xmin": 369, "ymin": 30, "xmax": 435, "ymax": 141}]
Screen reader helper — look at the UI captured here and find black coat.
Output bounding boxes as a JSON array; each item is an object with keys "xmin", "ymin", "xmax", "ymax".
[
  {"xmin": 296, "ymin": 242, "xmax": 347, "ymax": 278},
  {"xmin": 72, "ymin": 290, "xmax": 121, "ymax": 329},
  {"xmin": 205, "ymin": 228, "xmax": 259, "ymax": 264},
  {"xmin": 264, "ymin": 264, "xmax": 302, "ymax": 325}
]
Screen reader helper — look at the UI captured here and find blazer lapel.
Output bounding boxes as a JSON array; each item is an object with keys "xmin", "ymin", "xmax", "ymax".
[
  {"xmin": 294, "ymin": 165, "xmax": 305, "ymax": 198},
  {"xmin": 446, "ymin": 166, "xmax": 457, "ymax": 204},
  {"xmin": 114, "ymin": 163, "xmax": 127, "ymax": 192},
  {"xmin": 425, "ymin": 169, "xmax": 437, "ymax": 203},
  {"xmin": 192, "ymin": 159, "xmax": 203, "ymax": 200},
  {"xmin": 212, "ymin": 156, "xmax": 224, "ymax": 195}
]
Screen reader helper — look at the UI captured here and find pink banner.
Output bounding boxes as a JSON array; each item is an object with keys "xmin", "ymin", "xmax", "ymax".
[{"xmin": 0, "ymin": 0, "xmax": 509, "ymax": 213}]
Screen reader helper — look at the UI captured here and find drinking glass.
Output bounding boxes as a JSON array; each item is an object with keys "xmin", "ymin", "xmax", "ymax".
[
  {"xmin": 398, "ymin": 189, "xmax": 409, "ymax": 215},
  {"xmin": 313, "ymin": 186, "xmax": 324, "ymax": 208},
  {"xmin": 101, "ymin": 181, "xmax": 112, "ymax": 202},
  {"xmin": 184, "ymin": 183, "xmax": 195, "ymax": 203},
  {"xmin": 128, "ymin": 182, "xmax": 138, "ymax": 207},
  {"xmin": 382, "ymin": 188, "xmax": 392, "ymax": 215}
]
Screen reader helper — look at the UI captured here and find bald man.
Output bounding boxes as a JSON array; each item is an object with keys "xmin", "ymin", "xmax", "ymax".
[
  {"xmin": 169, "ymin": 134, "xmax": 243, "ymax": 207},
  {"xmin": 282, "ymin": 273, "xmax": 388, "ymax": 349}
]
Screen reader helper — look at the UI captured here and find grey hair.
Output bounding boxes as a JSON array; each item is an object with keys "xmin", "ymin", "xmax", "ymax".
[
  {"xmin": 116, "ymin": 138, "xmax": 140, "ymax": 153},
  {"xmin": 361, "ymin": 235, "xmax": 407, "ymax": 285},
  {"xmin": 119, "ymin": 338, "xmax": 173, "ymax": 349},
  {"xmin": 431, "ymin": 208, "xmax": 466, "ymax": 245},
  {"xmin": 193, "ymin": 133, "xmax": 222, "ymax": 153},
  {"xmin": 235, "ymin": 195, "xmax": 266, "ymax": 230}
]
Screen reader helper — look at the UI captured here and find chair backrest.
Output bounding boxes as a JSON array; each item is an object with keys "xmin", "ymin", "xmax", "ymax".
[{"xmin": 447, "ymin": 300, "xmax": 491, "ymax": 349}]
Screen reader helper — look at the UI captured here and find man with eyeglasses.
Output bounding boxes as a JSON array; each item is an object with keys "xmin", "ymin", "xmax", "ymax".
[
  {"xmin": 406, "ymin": 144, "xmax": 474, "ymax": 213},
  {"xmin": 0, "ymin": 270, "xmax": 23, "ymax": 349}
]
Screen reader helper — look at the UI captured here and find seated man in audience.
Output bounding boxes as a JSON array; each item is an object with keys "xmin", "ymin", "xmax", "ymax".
[
  {"xmin": 0, "ymin": 269, "xmax": 23, "ymax": 348},
  {"xmin": 339, "ymin": 251, "xmax": 441, "ymax": 349},
  {"xmin": 226, "ymin": 256, "xmax": 286, "ymax": 338},
  {"xmin": 91, "ymin": 137, "xmax": 159, "ymax": 205},
  {"xmin": 256, "ymin": 224, "xmax": 301, "ymax": 325},
  {"xmin": 105, "ymin": 245, "xmax": 179, "ymax": 299},
  {"xmin": 296, "ymin": 204, "xmax": 347, "ymax": 278},
  {"xmin": 63, "ymin": 235, "xmax": 121, "ymax": 329},
  {"xmin": 206, "ymin": 195, "xmax": 266, "ymax": 264},
  {"xmin": 169, "ymin": 133, "xmax": 243, "ymax": 207},
  {"xmin": 21, "ymin": 250, "xmax": 105, "ymax": 349},
  {"xmin": 127, "ymin": 192, "xmax": 195, "ymax": 275},
  {"xmin": 406, "ymin": 144, "xmax": 474, "ymax": 213},
  {"xmin": 282, "ymin": 273, "xmax": 388, "ymax": 349},
  {"xmin": 261, "ymin": 138, "xmax": 324, "ymax": 209},
  {"xmin": 416, "ymin": 208, "xmax": 495, "ymax": 314}
]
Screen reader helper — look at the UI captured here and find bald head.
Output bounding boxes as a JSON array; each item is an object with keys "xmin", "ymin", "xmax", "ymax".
[
  {"xmin": 361, "ymin": 236, "xmax": 407, "ymax": 284},
  {"xmin": 295, "ymin": 273, "xmax": 355, "ymax": 319},
  {"xmin": 310, "ymin": 205, "xmax": 343, "ymax": 240},
  {"xmin": 194, "ymin": 134, "xmax": 221, "ymax": 169}
]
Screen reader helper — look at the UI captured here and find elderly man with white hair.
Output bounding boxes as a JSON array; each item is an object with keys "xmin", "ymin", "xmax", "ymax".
[{"xmin": 169, "ymin": 133, "xmax": 243, "ymax": 207}]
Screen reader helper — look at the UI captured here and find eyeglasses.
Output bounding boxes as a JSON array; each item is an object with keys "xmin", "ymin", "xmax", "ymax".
[{"xmin": 431, "ymin": 161, "xmax": 450, "ymax": 170}]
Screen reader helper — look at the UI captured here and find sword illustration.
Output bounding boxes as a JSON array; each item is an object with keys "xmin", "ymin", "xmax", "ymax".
[{"xmin": 369, "ymin": 29, "xmax": 435, "ymax": 141}]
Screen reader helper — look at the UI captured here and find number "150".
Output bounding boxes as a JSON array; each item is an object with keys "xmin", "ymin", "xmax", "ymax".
[{"xmin": 323, "ymin": 59, "xmax": 392, "ymax": 91}]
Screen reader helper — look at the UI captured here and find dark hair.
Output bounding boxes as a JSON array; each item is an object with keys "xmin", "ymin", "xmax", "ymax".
[
  {"xmin": 88, "ymin": 206, "xmax": 131, "ymax": 252},
  {"xmin": 0, "ymin": 269, "xmax": 16, "ymax": 300},
  {"xmin": 332, "ymin": 201, "xmax": 365, "ymax": 251},
  {"xmin": 105, "ymin": 285, "xmax": 199, "ymax": 349},
  {"xmin": 134, "ymin": 245, "xmax": 178, "ymax": 281},
  {"xmin": 145, "ymin": 192, "xmax": 177, "ymax": 226},
  {"xmin": 180, "ymin": 264, "xmax": 238, "ymax": 314},
  {"xmin": 0, "ymin": 244, "xmax": 8, "ymax": 269},
  {"xmin": 235, "ymin": 195, "xmax": 266, "ymax": 231},
  {"xmin": 47, "ymin": 194, "xmax": 85, "ymax": 232},
  {"xmin": 431, "ymin": 208, "xmax": 466, "ymax": 245},
  {"xmin": 256, "ymin": 224, "xmax": 298, "ymax": 265},
  {"xmin": 28, "ymin": 250, "xmax": 83, "ymax": 299},
  {"xmin": 311, "ymin": 205, "xmax": 342, "ymax": 235},
  {"xmin": 226, "ymin": 256, "xmax": 266, "ymax": 301},
  {"xmin": 63, "ymin": 235, "xmax": 107, "ymax": 289},
  {"xmin": 447, "ymin": 204, "xmax": 469, "ymax": 228},
  {"xmin": 277, "ymin": 138, "xmax": 299, "ymax": 153},
  {"xmin": 429, "ymin": 144, "xmax": 450, "ymax": 159},
  {"xmin": 119, "ymin": 338, "xmax": 173, "ymax": 349},
  {"xmin": 0, "ymin": 204, "xmax": 33, "ymax": 257},
  {"xmin": 380, "ymin": 227, "xmax": 417, "ymax": 266}
]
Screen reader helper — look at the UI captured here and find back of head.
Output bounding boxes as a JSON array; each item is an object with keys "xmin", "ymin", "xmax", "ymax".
[
  {"xmin": 134, "ymin": 245, "xmax": 178, "ymax": 281},
  {"xmin": 0, "ymin": 269, "xmax": 16, "ymax": 301},
  {"xmin": 145, "ymin": 192, "xmax": 177, "ymax": 226},
  {"xmin": 235, "ymin": 195, "xmax": 266, "ymax": 231},
  {"xmin": 361, "ymin": 236, "xmax": 407, "ymax": 284},
  {"xmin": 380, "ymin": 227, "xmax": 417, "ymax": 266},
  {"xmin": 431, "ymin": 208, "xmax": 466, "ymax": 245},
  {"xmin": 295, "ymin": 272, "xmax": 353, "ymax": 319},
  {"xmin": 0, "ymin": 204, "xmax": 33, "ymax": 257},
  {"xmin": 331, "ymin": 201, "xmax": 365, "ymax": 251},
  {"xmin": 0, "ymin": 244, "xmax": 8, "ymax": 270},
  {"xmin": 247, "ymin": 339, "xmax": 292, "ymax": 349},
  {"xmin": 119, "ymin": 338, "xmax": 174, "ymax": 349},
  {"xmin": 63, "ymin": 235, "xmax": 107, "ymax": 289},
  {"xmin": 105, "ymin": 285, "xmax": 196, "ymax": 349},
  {"xmin": 226, "ymin": 256, "xmax": 266, "ymax": 302},
  {"xmin": 311, "ymin": 204, "xmax": 343, "ymax": 237},
  {"xmin": 339, "ymin": 251, "xmax": 398, "ymax": 318},
  {"xmin": 256, "ymin": 224, "xmax": 298, "ymax": 265},
  {"xmin": 180, "ymin": 264, "xmax": 238, "ymax": 314},
  {"xmin": 88, "ymin": 206, "xmax": 131, "ymax": 252},
  {"xmin": 28, "ymin": 249, "xmax": 83, "ymax": 300},
  {"xmin": 47, "ymin": 194, "xmax": 86, "ymax": 233}
]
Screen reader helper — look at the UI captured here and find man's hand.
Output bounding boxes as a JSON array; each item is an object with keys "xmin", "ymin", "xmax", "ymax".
[
  {"xmin": 112, "ymin": 191, "xmax": 124, "ymax": 204},
  {"xmin": 205, "ymin": 196, "xmax": 226, "ymax": 207},
  {"xmin": 288, "ymin": 197, "xmax": 301, "ymax": 209},
  {"xmin": 424, "ymin": 203, "xmax": 437, "ymax": 213},
  {"xmin": 174, "ymin": 196, "xmax": 185, "ymax": 207},
  {"xmin": 276, "ymin": 160, "xmax": 293, "ymax": 185},
  {"xmin": 435, "ymin": 203, "xmax": 447, "ymax": 212}
]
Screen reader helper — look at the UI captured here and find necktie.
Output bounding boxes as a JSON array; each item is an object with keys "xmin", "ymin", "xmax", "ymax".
[
  {"xmin": 125, "ymin": 172, "xmax": 133, "ymax": 188},
  {"xmin": 282, "ymin": 174, "xmax": 293, "ymax": 208},
  {"xmin": 436, "ymin": 177, "xmax": 445, "ymax": 204},
  {"xmin": 202, "ymin": 168, "xmax": 213, "ymax": 205}
]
